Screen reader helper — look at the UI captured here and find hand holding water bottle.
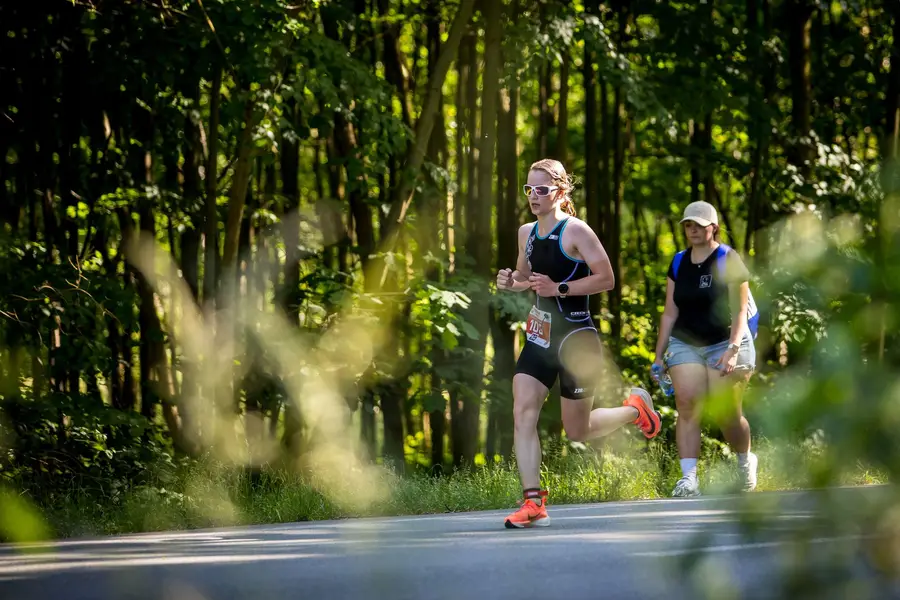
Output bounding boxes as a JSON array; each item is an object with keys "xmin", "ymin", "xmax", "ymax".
[{"xmin": 651, "ymin": 359, "xmax": 675, "ymax": 397}]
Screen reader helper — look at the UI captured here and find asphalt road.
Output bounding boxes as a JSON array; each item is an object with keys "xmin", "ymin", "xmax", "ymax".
[{"xmin": 1, "ymin": 487, "xmax": 898, "ymax": 600}]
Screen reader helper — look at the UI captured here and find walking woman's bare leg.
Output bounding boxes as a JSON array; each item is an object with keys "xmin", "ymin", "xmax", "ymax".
[
  {"xmin": 671, "ymin": 363, "xmax": 709, "ymax": 459},
  {"xmin": 669, "ymin": 363, "xmax": 709, "ymax": 496}
]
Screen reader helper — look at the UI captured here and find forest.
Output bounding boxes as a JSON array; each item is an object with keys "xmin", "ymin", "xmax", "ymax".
[{"xmin": 1, "ymin": 0, "xmax": 900, "ymax": 538}]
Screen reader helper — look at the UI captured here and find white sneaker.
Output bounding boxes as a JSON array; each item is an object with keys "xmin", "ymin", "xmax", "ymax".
[
  {"xmin": 671, "ymin": 476, "xmax": 701, "ymax": 498},
  {"xmin": 740, "ymin": 452, "xmax": 758, "ymax": 491}
]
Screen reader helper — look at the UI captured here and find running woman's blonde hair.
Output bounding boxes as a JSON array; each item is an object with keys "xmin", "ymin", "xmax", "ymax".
[{"xmin": 529, "ymin": 158, "xmax": 576, "ymax": 216}]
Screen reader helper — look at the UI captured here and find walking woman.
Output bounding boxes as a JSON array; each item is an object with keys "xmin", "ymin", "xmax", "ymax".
[
  {"xmin": 651, "ymin": 201, "xmax": 759, "ymax": 497},
  {"xmin": 496, "ymin": 158, "xmax": 661, "ymax": 527}
]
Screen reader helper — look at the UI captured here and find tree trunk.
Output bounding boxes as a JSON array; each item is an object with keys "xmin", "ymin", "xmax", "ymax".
[
  {"xmin": 583, "ymin": 28, "xmax": 601, "ymax": 319},
  {"xmin": 221, "ymin": 100, "xmax": 259, "ymax": 285},
  {"xmin": 609, "ymin": 84, "xmax": 625, "ymax": 342},
  {"xmin": 631, "ymin": 198, "xmax": 651, "ymax": 301},
  {"xmin": 879, "ymin": 2, "xmax": 900, "ymax": 365},
  {"xmin": 378, "ymin": 0, "xmax": 413, "ymax": 130},
  {"xmin": 424, "ymin": 0, "xmax": 448, "ymax": 471},
  {"xmin": 322, "ymin": 5, "xmax": 381, "ymax": 456},
  {"xmin": 203, "ymin": 68, "xmax": 222, "ymax": 309},
  {"xmin": 181, "ymin": 111, "xmax": 202, "ymax": 302},
  {"xmin": 599, "ymin": 80, "xmax": 611, "ymax": 241},
  {"xmin": 453, "ymin": 48, "xmax": 466, "ymax": 273},
  {"xmin": 787, "ymin": 0, "xmax": 815, "ymax": 178},
  {"xmin": 132, "ymin": 113, "xmax": 157, "ymax": 421},
  {"xmin": 745, "ymin": 0, "xmax": 776, "ymax": 265},
  {"xmin": 487, "ymin": 64, "xmax": 519, "ymax": 462},
  {"xmin": 455, "ymin": 0, "xmax": 502, "ymax": 467},
  {"xmin": 280, "ymin": 100, "xmax": 301, "ymax": 323},
  {"xmin": 538, "ymin": 60, "xmax": 550, "ymax": 158},
  {"xmin": 884, "ymin": 2, "xmax": 900, "ymax": 161},
  {"xmin": 555, "ymin": 49, "xmax": 570, "ymax": 165},
  {"xmin": 451, "ymin": 23, "xmax": 478, "ymax": 466},
  {"xmin": 379, "ymin": 165, "xmax": 406, "ymax": 471}
]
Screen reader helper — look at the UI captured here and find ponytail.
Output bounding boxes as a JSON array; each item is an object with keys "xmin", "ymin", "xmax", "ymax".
[{"xmin": 561, "ymin": 199, "xmax": 576, "ymax": 216}]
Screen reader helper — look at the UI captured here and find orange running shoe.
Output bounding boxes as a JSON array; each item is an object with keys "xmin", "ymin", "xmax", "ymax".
[
  {"xmin": 624, "ymin": 386, "xmax": 661, "ymax": 439},
  {"xmin": 504, "ymin": 490, "xmax": 550, "ymax": 529}
]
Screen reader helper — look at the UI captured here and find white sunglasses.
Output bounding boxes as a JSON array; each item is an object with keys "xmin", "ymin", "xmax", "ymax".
[{"xmin": 522, "ymin": 184, "xmax": 559, "ymax": 197}]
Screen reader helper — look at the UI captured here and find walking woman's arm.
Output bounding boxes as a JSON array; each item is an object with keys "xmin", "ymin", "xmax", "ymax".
[
  {"xmin": 653, "ymin": 277, "xmax": 679, "ymax": 364},
  {"xmin": 726, "ymin": 281, "xmax": 750, "ymax": 345},
  {"xmin": 723, "ymin": 250, "xmax": 751, "ymax": 345}
]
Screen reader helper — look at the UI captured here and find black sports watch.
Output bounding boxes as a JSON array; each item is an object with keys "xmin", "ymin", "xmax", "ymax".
[{"xmin": 557, "ymin": 283, "xmax": 569, "ymax": 298}]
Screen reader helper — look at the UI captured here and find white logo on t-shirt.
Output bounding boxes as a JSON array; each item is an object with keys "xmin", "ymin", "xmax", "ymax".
[{"xmin": 699, "ymin": 275, "xmax": 712, "ymax": 289}]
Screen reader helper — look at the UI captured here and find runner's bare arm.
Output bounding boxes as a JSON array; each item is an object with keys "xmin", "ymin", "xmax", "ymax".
[
  {"xmin": 497, "ymin": 223, "xmax": 534, "ymax": 292},
  {"xmin": 510, "ymin": 224, "xmax": 535, "ymax": 291},
  {"xmin": 558, "ymin": 220, "xmax": 615, "ymax": 295}
]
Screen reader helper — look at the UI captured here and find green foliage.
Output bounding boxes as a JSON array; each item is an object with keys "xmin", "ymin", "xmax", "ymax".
[{"xmin": 410, "ymin": 283, "xmax": 477, "ymax": 351}]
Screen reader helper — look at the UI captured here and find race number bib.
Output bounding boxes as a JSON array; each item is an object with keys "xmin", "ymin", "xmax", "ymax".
[{"xmin": 525, "ymin": 306, "xmax": 552, "ymax": 349}]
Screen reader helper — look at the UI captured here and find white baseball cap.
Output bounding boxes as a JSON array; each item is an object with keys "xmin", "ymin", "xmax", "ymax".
[{"xmin": 680, "ymin": 201, "xmax": 719, "ymax": 227}]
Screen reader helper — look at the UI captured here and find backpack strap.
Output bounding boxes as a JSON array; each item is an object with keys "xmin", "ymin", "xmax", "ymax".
[
  {"xmin": 714, "ymin": 243, "xmax": 731, "ymax": 277},
  {"xmin": 671, "ymin": 250, "xmax": 688, "ymax": 280},
  {"xmin": 715, "ymin": 243, "xmax": 760, "ymax": 339}
]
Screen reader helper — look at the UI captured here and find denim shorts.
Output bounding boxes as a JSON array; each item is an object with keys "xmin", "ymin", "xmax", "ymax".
[{"xmin": 664, "ymin": 335, "xmax": 756, "ymax": 372}]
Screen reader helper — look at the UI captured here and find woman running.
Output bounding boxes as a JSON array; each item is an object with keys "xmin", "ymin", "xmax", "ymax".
[{"xmin": 496, "ymin": 158, "xmax": 661, "ymax": 528}]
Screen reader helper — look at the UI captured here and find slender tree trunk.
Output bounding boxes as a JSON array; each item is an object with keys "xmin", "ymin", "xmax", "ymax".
[
  {"xmin": 884, "ymin": 2, "xmax": 900, "ymax": 161},
  {"xmin": 455, "ymin": 0, "xmax": 502, "ymax": 466},
  {"xmin": 451, "ymin": 25, "xmax": 478, "ymax": 467},
  {"xmin": 181, "ymin": 121, "xmax": 202, "ymax": 301},
  {"xmin": 555, "ymin": 50, "xmax": 570, "ymax": 165},
  {"xmin": 787, "ymin": 0, "xmax": 815, "ymax": 178},
  {"xmin": 133, "ymin": 114, "xmax": 158, "ymax": 421},
  {"xmin": 538, "ymin": 59, "xmax": 552, "ymax": 158},
  {"xmin": 609, "ymin": 84, "xmax": 625, "ymax": 342},
  {"xmin": 378, "ymin": 0, "xmax": 413, "ymax": 130},
  {"xmin": 312, "ymin": 140, "xmax": 338, "ymax": 272},
  {"xmin": 488, "ymin": 78, "xmax": 518, "ymax": 461},
  {"xmin": 745, "ymin": 0, "xmax": 775, "ymax": 265},
  {"xmin": 583, "ymin": 25, "xmax": 601, "ymax": 319},
  {"xmin": 203, "ymin": 68, "xmax": 222, "ymax": 309},
  {"xmin": 173, "ymin": 86, "xmax": 205, "ymax": 453},
  {"xmin": 424, "ymin": 0, "xmax": 447, "ymax": 471},
  {"xmin": 453, "ymin": 31, "xmax": 469, "ymax": 264},
  {"xmin": 878, "ymin": 0, "xmax": 900, "ymax": 365},
  {"xmin": 220, "ymin": 100, "xmax": 259, "ymax": 285},
  {"xmin": 280, "ymin": 100, "xmax": 301, "ymax": 324}
]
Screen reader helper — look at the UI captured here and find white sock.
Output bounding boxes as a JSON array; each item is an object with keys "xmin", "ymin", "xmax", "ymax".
[
  {"xmin": 680, "ymin": 458, "xmax": 698, "ymax": 481},
  {"xmin": 737, "ymin": 453, "xmax": 749, "ymax": 467}
]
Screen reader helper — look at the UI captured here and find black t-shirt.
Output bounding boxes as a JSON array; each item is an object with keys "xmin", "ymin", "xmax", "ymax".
[{"xmin": 667, "ymin": 246, "xmax": 751, "ymax": 347}]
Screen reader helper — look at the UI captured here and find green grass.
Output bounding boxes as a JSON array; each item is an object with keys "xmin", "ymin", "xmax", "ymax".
[{"xmin": 13, "ymin": 436, "xmax": 886, "ymax": 541}]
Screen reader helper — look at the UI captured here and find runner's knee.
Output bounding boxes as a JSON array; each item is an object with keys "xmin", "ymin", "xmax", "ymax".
[
  {"xmin": 564, "ymin": 424, "xmax": 588, "ymax": 442},
  {"xmin": 513, "ymin": 401, "xmax": 540, "ymax": 431},
  {"xmin": 512, "ymin": 376, "xmax": 544, "ymax": 431}
]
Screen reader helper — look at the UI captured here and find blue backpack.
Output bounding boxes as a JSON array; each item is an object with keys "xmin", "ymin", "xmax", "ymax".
[{"xmin": 671, "ymin": 244, "xmax": 760, "ymax": 339}]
